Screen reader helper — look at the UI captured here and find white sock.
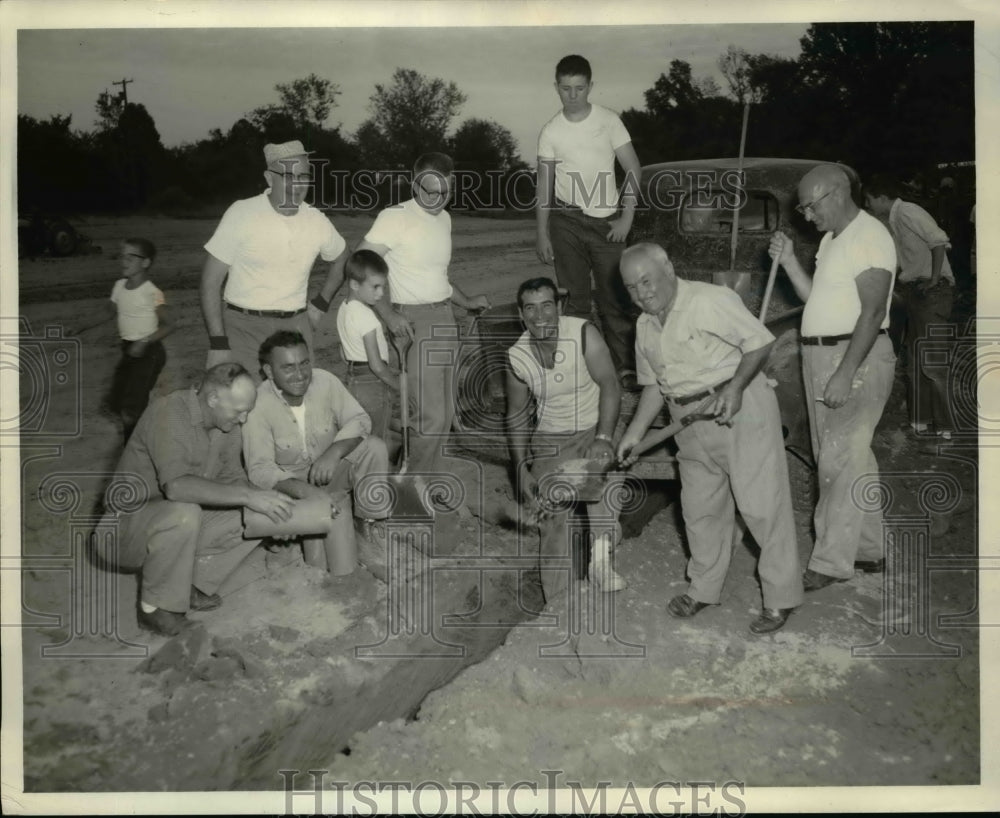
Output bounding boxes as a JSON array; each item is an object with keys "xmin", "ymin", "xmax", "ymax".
[{"xmin": 140, "ymin": 601, "xmax": 157, "ymax": 614}]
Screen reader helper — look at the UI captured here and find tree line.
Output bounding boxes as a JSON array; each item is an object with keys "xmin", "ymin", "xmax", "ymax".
[{"xmin": 18, "ymin": 22, "xmax": 974, "ymax": 218}]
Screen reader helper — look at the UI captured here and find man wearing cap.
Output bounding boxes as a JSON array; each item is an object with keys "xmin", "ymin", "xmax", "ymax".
[
  {"xmin": 617, "ymin": 243, "xmax": 803, "ymax": 634},
  {"xmin": 769, "ymin": 164, "xmax": 897, "ymax": 592},
  {"xmin": 201, "ymin": 140, "xmax": 349, "ymax": 378}
]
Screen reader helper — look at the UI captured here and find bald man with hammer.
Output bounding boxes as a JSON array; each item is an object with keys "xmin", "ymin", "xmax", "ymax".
[
  {"xmin": 618, "ymin": 243, "xmax": 803, "ymax": 634},
  {"xmin": 769, "ymin": 164, "xmax": 897, "ymax": 592}
]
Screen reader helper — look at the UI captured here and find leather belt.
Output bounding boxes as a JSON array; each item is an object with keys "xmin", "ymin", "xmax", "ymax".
[
  {"xmin": 226, "ymin": 303, "xmax": 306, "ymax": 318},
  {"xmin": 670, "ymin": 378, "xmax": 731, "ymax": 406},
  {"xmin": 801, "ymin": 328, "xmax": 887, "ymax": 346}
]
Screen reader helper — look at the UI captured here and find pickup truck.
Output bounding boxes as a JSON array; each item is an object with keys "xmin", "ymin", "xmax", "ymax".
[{"xmin": 451, "ymin": 158, "xmax": 875, "ymax": 482}]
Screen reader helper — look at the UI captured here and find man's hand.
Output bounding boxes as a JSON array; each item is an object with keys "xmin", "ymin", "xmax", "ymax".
[
  {"xmin": 916, "ymin": 277, "xmax": 943, "ymax": 294},
  {"xmin": 308, "ymin": 451, "xmax": 342, "ymax": 486},
  {"xmin": 536, "ymin": 234, "xmax": 555, "ymax": 265},
  {"xmin": 385, "ymin": 310, "xmax": 415, "ymax": 341},
  {"xmin": 768, "ymin": 231, "xmax": 795, "ymax": 267},
  {"xmin": 605, "ymin": 213, "xmax": 633, "ymax": 243},
  {"xmin": 710, "ymin": 383, "xmax": 743, "ymax": 426},
  {"xmin": 307, "ymin": 303, "xmax": 324, "ymax": 330},
  {"xmin": 467, "ymin": 294, "xmax": 492, "ymax": 312},
  {"xmin": 245, "ymin": 489, "xmax": 295, "ymax": 524},
  {"xmin": 616, "ymin": 430, "xmax": 644, "ymax": 468},
  {"xmin": 822, "ymin": 369, "xmax": 854, "ymax": 408},
  {"xmin": 585, "ymin": 437, "xmax": 615, "ymax": 462},
  {"xmin": 205, "ymin": 349, "xmax": 233, "ymax": 369},
  {"xmin": 127, "ymin": 340, "xmax": 148, "ymax": 358}
]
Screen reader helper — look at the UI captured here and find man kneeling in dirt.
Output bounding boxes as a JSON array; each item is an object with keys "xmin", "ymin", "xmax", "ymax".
[
  {"xmin": 506, "ymin": 276, "xmax": 627, "ymax": 604},
  {"xmin": 242, "ymin": 331, "xmax": 394, "ymax": 578},
  {"xmin": 618, "ymin": 243, "xmax": 803, "ymax": 634},
  {"xmin": 101, "ymin": 363, "xmax": 295, "ymax": 637}
]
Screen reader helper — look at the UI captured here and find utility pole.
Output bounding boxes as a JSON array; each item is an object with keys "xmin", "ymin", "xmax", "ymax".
[{"xmin": 112, "ymin": 77, "xmax": 133, "ymax": 105}]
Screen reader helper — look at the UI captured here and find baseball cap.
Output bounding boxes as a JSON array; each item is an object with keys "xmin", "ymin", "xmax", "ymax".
[{"xmin": 263, "ymin": 140, "xmax": 314, "ymax": 169}]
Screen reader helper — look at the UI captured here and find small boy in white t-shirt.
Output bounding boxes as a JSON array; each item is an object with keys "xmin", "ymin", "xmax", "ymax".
[
  {"xmin": 107, "ymin": 238, "xmax": 172, "ymax": 443},
  {"xmin": 336, "ymin": 249, "xmax": 398, "ymax": 439}
]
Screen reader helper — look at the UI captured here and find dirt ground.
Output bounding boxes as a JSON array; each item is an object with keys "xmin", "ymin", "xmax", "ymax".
[{"xmin": 9, "ymin": 214, "xmax": 982, "ymax": 807}]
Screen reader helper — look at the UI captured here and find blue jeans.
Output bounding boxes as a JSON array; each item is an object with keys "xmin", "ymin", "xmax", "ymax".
[{"xmin": 548, "ymin": 205, "xmax": 637, "ymax": 376}]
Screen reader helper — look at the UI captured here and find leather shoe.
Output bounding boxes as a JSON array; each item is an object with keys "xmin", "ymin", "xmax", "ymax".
[
  {"xmin": 667, "ymin": 593, "xmax": 711, "ymax": 618},
  {"xmin": 189, "ymin": 586, "xmax": 222, "ymax": 612},
  {"xmin": 803, "ymin": 568, "xmax": 848, "ymax": 592},
  {"xmin": 749, "ymin": 607, "xmax": 795, "ymax": 634},
  {"xmin": 854, "ymin": 558, "xmax": 885, "ymax": 574},
  {"xmin": 138, "ymin": 607, "xmax": 189, "ymax": 637}
]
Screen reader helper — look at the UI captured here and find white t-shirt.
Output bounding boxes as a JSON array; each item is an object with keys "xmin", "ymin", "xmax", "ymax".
[
  {"xmin": 337, "ymin": 299, "xmax": 389, "ymax": 363},
  {"xmin": 110, "ymin": 278, "xmax": 164, "ymax": 341},
  {"xmin": 204, "ymin": 192, "xmax": 346, "ymax": 311},
  {"xmin": 537, "ymin": 104, "xmax": 632, "ymax": 219},
  {"xmin": 364, "ymin": 198, "xmax": 452, "ymax": 305},
  {"xmin": 801, "ymin": 209, "xmax": 896, "ymax": 336}
]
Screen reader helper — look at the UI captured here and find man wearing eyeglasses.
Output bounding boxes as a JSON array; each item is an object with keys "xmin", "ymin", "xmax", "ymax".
[
  {"xmin": 200, "ymin": 140, "xmax": 349, "ymax": 378},
  {"xmin": 356, "ymin": 152, "xmax": 490, "ymax": 475},
  {"xmin": 769, "ymin": 164, "xmax": 897, "ymax": 593}
]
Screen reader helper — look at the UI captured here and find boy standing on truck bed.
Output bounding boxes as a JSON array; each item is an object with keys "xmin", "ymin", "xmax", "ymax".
[{"xmin": 535, "ymin": 54, "xmax": 643, "ymax": 392}]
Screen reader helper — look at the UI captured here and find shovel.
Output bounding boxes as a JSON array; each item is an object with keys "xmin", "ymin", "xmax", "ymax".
[
  {"xmin": 534, "ymin": 396, "xmax": 718, "ymax": 510},
  {"xmin": 388, "ymin": 331, "xmax": 435, "ymax": 518}
]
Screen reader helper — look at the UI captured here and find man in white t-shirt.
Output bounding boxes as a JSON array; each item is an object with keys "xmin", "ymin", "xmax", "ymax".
[
  {"xmin": 355, "ymin": 152, "xmax": 490, "ymax": 476},
  {"xmin": 201, "ymin": 140, "xmax": 349, "ymax": 378},
  {"xmin": 770, "ymin": 164, "xmax": 897, "ymax": 592},
  {"xmin": 536, "ymin": 54, "xmax": 643, "ymax": 392}
]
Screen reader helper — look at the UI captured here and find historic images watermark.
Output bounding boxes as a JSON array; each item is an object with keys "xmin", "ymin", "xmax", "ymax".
[{"xmin": 278, "ymin": 768, "xmax": 748, "ymax": 816}]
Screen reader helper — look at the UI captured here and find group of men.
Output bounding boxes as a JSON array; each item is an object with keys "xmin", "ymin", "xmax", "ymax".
[{"xmin": 101, "ymin": 52, "xmax": 950, "ymax": 640}]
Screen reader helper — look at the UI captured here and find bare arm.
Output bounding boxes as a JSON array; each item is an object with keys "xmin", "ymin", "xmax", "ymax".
[
  {"xmin": 711, "ymin": 341, "xmax": 774, "ymax": 424},
  {"xmin": 307, "ymin": 247, "xmax": 349, "ymax": 328},
  {"xmin": 617, "ymin": 384, "xmax": 665, "ymax": 464},
  {"xmin": 769, "ymin": 232, "xmax": 813, "ymax": 303},
  {"xmin": 200, "ymin": 253, "xmax": 230, "ymax": 338},
  {"xmin": 535, "ymin": 158, "xmax": 556, "ymax": 264},
  {"xmin": 608, "ymin": 142, "xmax": 642, "ymax": 242},
  {"xmin": 450, "ymin": 283, "xmax": 491, "ymax": 312},
  {"xmin": 505, "ymin": 369, "xmax": 536, "ymax": 501},
  {"xmin": 362, "ymin": 330, "xmax": 400, "ymax": 392},
  {"xmin": 163, "ymin": 475, "xmax": 294, "ymax": 522},
  {"xmin": 821, "ymin": 267, "xmax": 892, "ymax": 408},
  {"xmin": 582, "ymin": 322, "xmax": 621, "ymax": 458}
]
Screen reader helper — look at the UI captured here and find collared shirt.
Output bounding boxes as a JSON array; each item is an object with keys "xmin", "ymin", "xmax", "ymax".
[
  {"xmin": 204, "ymin": 192, "xmax": 347, "ymax": 311},
  {"xmin": 801, "ymin": 209, "xmax": 896, "ymax": 336},
  {"xmin": 242, "ymin": 369, "xmax": 371, "ymax": 490},
  {"xmin": 109, "ymin": 387, "xmax": 247, "ymax": 504},
  {"xmin": 635, "ymin": 279, "xmax": 774, "ymax": 399},
  {"xmin": 888, "ymin": 198, "xmax": 954, "ymax": 284}
]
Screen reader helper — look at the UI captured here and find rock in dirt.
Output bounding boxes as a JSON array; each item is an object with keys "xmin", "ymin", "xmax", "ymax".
[
  {"xmin": 512, "ymin": 665, "xmax": 545, "ymax": 704},
  {"xmin": 194, "ymin": 656, "xmax": 242, "ymax": 681},
  {"xmin": 267, "ymin": 624, "xmax": 301, "ymax": 642},
  {"xmin": 137, "ymin": 624, "xmax": 208, "ymax": 674}
]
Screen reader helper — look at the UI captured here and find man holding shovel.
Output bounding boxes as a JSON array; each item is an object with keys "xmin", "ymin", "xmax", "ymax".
[
  {"xmin": 618, "ymin": 243, "xmax": 803, "ymax": 634},
  {"xmin": 506, "ymin": 276, "xmax": 627, "ymax": 604},
  {"xmin": 242, "ymin": 331, "xmax": 394, "ymax": 579}
]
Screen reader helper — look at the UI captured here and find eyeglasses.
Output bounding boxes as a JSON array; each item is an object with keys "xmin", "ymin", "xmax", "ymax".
[
  {"xmin": 268, "ymin": 169, "xmax": 313, "ymax": 183},
  {"xmin": 796, "ymin": 190, "xmax": 833, "ymax": 216},
  {"xmin": 122, "ymin": 252, "xmax": 147, "ymax": 260},
  {"xmin": 414, "ymin": 176, "xmax": 451, "ymax": 200}
]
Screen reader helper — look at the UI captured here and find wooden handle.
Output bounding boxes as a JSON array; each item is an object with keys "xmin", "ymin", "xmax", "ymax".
[
  {"xmin": 759, "ymin": 252, "xmax": 780, "ymax": 322},
  {"xmin": 624, "ymin": 396, "xmax": 717, "ymax": 460}
]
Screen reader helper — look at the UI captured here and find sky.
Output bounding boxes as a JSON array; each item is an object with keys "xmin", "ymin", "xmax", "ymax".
[{"xmin": 16, "ymin": 18, "xmax": 809, "ymax": 163}]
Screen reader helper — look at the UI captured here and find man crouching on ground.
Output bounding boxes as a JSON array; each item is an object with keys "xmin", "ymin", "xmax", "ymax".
[
  {"xmin": 617, "ymin": 243, "xmax": 803, "ymax": 634},
  {"xmin": 100, "ymin": 363, "xmax": 295, "ymax": 637},
  {"xmin": 242, "ymin": 331, "xmax": 393, "ymax": 578}
]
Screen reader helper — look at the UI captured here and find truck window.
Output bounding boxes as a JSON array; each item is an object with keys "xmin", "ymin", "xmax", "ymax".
[{"xmin": 680, "ymin": 191, "xmax": 778, "ymax": 234}]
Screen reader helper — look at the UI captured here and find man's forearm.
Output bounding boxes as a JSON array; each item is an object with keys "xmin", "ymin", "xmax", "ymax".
[
  {"xmin": 596, "ymin": 382, "xmax": 622, "ymax": 440},
  {"xmin": 624, "ymin": 385, "xmax": 664, "ymax": 438},
  {"xmin": 930, "ymin": 245, "xmax": 946, "ymax": 283},
  {"xmin": 780, "ymin": 253, "xmax": 813, "ymax": 304},
  {"xmin": 837, "ymin": 310, "xmax": 886, "ymax": 378},
  {"xmin": 163, "ymin": 475, "xmax": 253, "ymax": 507},
  {"xmin": 320, "ymin": 437, "xmax": 363, "ymax": 463},
  {"xmin": 729, "ymin": 343, "xmax": 773, "ymax": 392},
  {"xmin": 318, "ymin": 254, "xmax": 347, "ymax": 303}
]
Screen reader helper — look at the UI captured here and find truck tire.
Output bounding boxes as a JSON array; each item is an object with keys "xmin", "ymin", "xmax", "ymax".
[{"xmin": 47, "ymin": 220, "xmax": 78, "ymax": 257}]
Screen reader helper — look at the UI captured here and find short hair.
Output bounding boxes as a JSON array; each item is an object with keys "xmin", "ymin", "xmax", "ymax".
[
  {"xmin": 516, "ymin": 276, "xmax": 559, "ymax": 309},
  {"xmin": 198, "ymin": 362, "xmax": 251, "ymax": 394},
  {"xmin": 864, "ymin": 174, "xmax": 901, "ymax": 200},
  {"xmin": 258, "ymin": 330, "xmax": 307, "ymax": 370},
  {"xmin": 346, "ymin": 249, "xmax": 389, "ymax": 285},
  {"xmin": 124, "ymin": 237, "xmax": 156, "ymax": 262},
  {"xmin": 555, "ymin": 55, "xmax": 592, "ymax": 83},
  {"xmin": 414, "ymin": 152, "xmax": 454, "ymax": 177}
]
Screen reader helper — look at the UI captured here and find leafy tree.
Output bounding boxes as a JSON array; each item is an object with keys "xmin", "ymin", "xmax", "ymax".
[
  {"xmin": 247, "ymin": 72, "xmax": 341, "ymax": 133},
  {"xmin": 357, "ymin": 68, "xmax": 466, "ymax": 167},
  {"xmin": 450, "ymin": 118, "xmax": 524, "ymax": 173}
]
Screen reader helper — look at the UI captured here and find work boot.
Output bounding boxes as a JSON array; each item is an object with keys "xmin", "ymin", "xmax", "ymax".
[
  {"xmin": 357, "ymin": 518, "xmax": 389, "ymax": 582},
  {"xmin": 588, "ymin": 533, "xmax": 627, "ymax": 592}
]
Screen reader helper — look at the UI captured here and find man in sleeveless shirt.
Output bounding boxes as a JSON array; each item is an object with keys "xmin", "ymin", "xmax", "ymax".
[
  {"xmin": 506, "ymin": 277, "xmax": 627, "ymax": 603},
  {"xmin": 618, "ymin": 244, "xmax": 803, "ymax": 634}
]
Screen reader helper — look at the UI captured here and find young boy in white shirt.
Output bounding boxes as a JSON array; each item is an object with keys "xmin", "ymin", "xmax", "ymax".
[
  {"xmin": 336, "ymin": 250, "xmax": 398, "ymax": 440},
  {"xmin": 107, "ymin": 238, "xmax": 173, "ymax": 443}
]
